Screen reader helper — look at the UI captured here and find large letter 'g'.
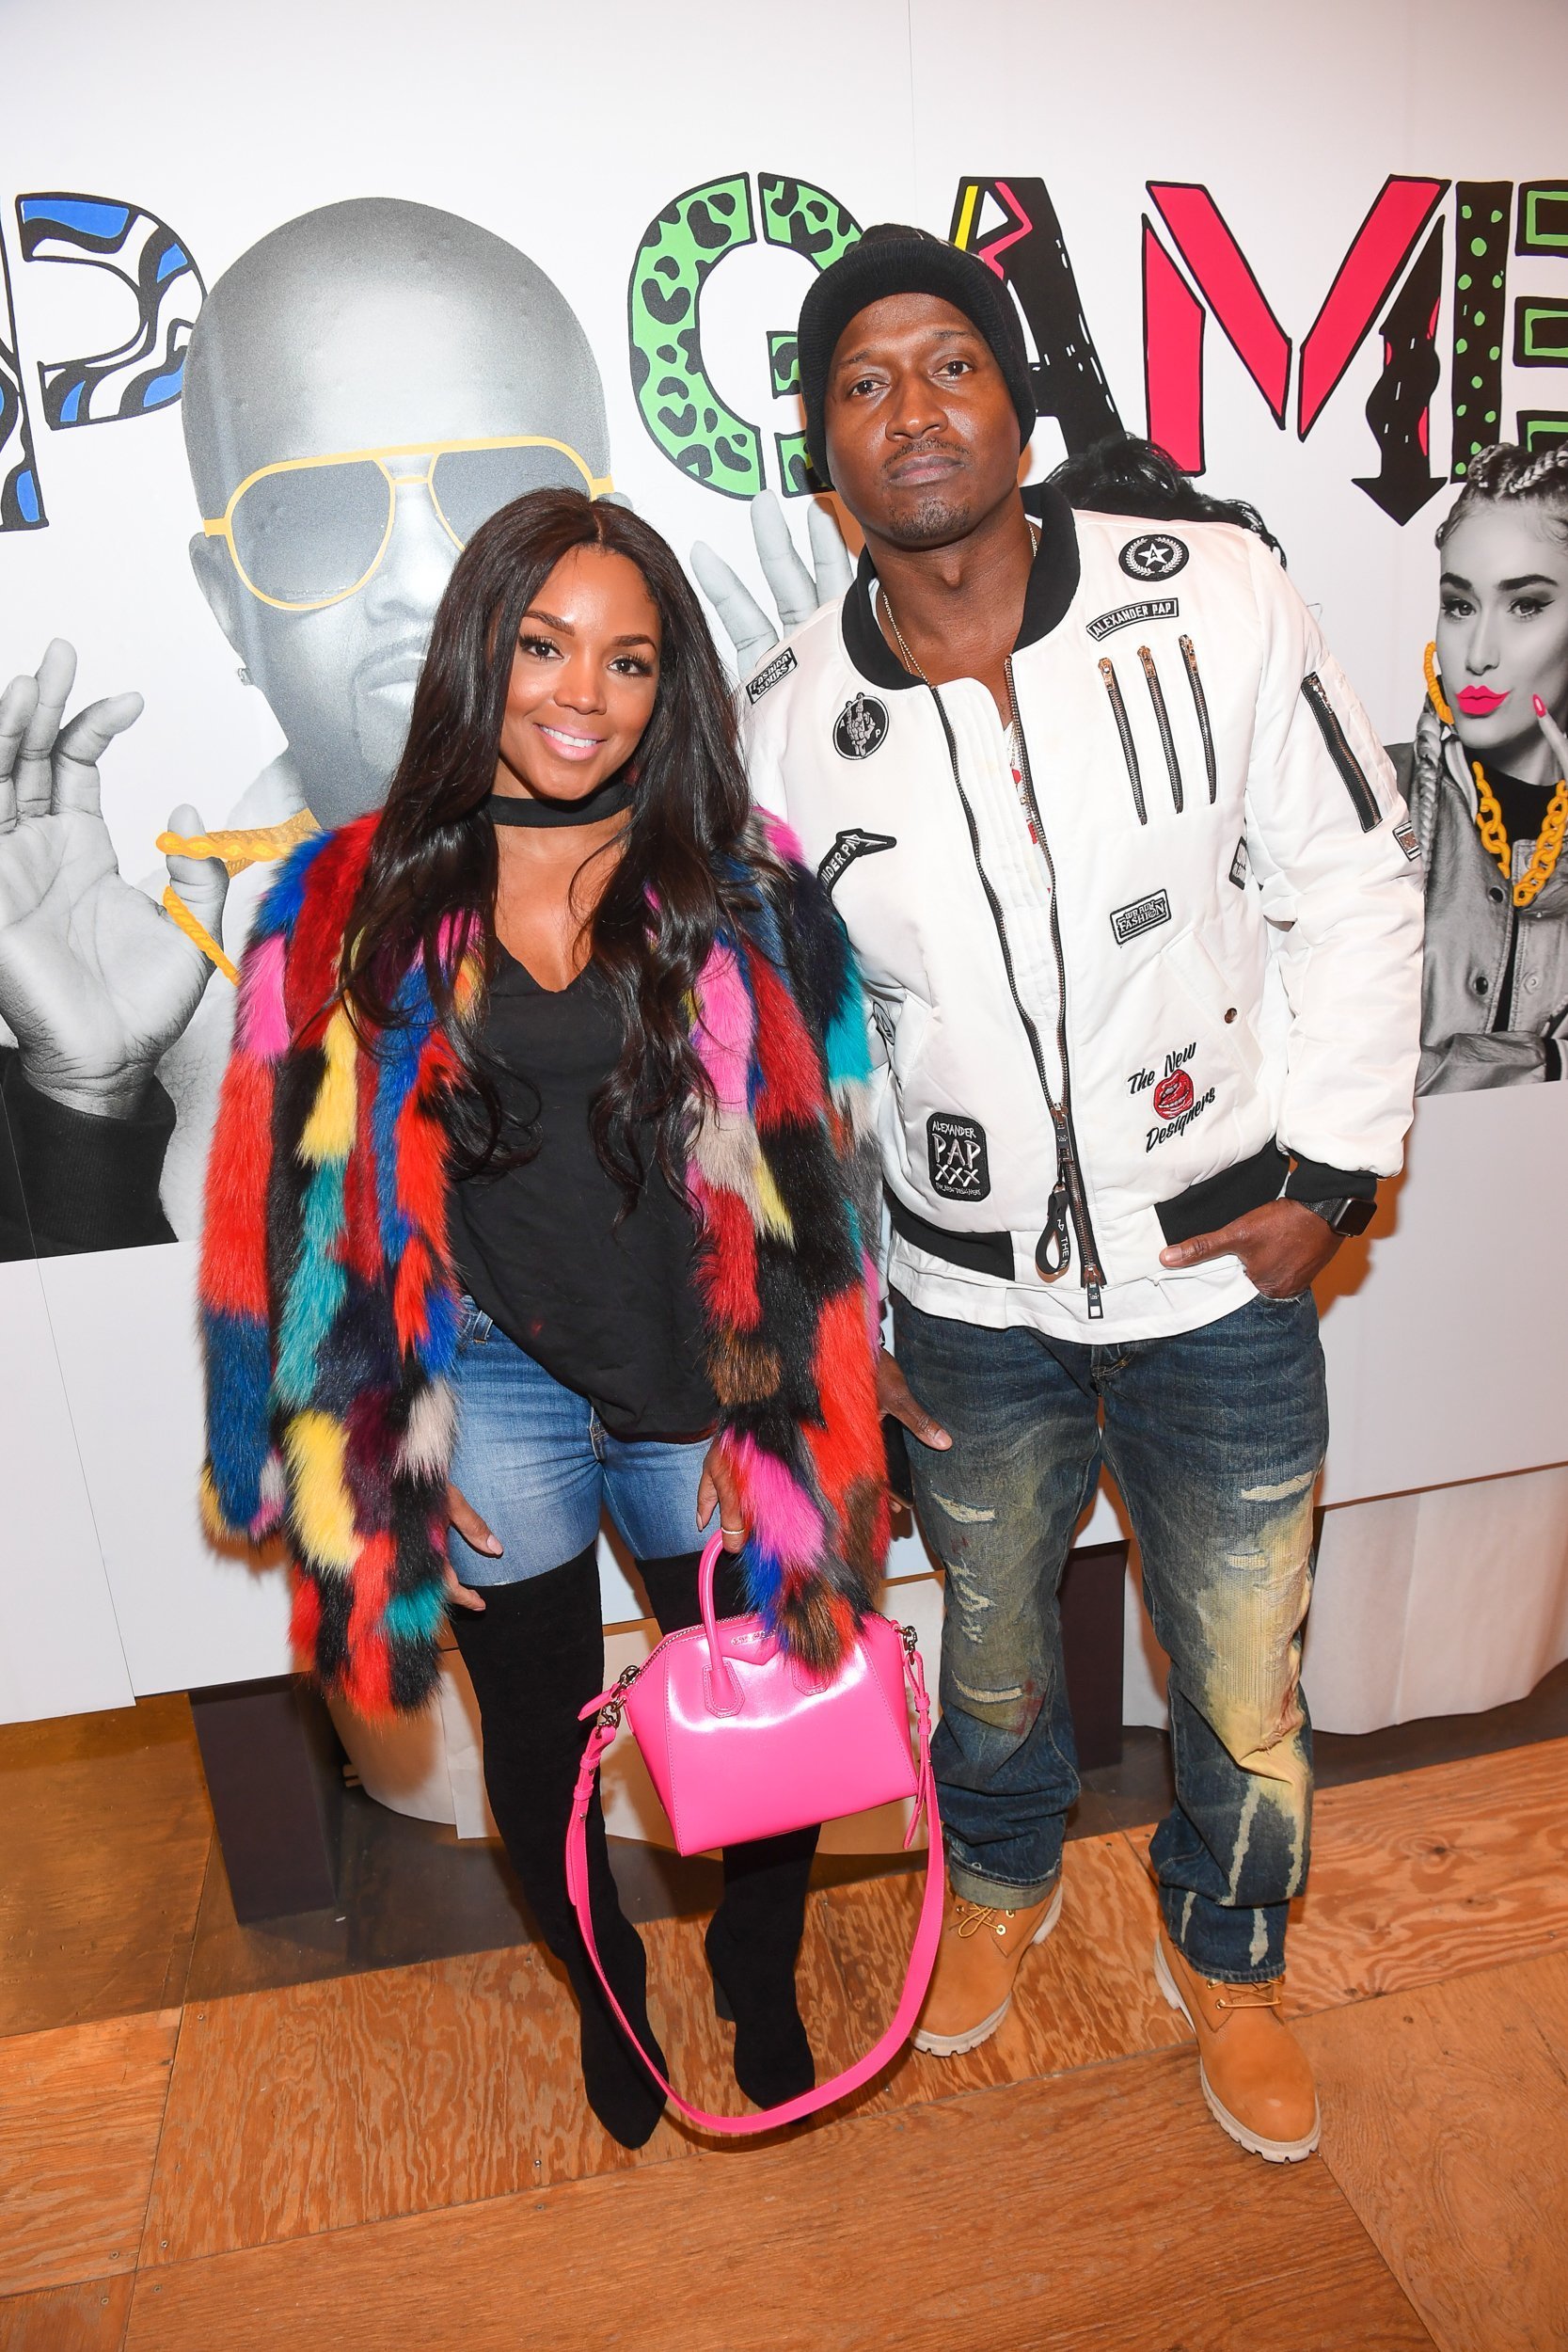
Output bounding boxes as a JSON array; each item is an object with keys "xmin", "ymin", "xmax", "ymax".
[{"xmin": 627, "ymin": 173, "xmax": 859, "ymax": 500}]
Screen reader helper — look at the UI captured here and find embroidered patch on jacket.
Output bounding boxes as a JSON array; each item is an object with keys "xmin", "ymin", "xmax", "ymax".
[
  {"xmin": 745, "ymin": 645, "xmax": 798, "ymax": 703},
  {"xmin": 1229, "ymin": 836, "xmax": 1248, "ymax": 888},
  {"xmin": 1153, "ymin": 1069, "xmax": 1195, "ymax": 1120},
  {"xmin": 1086, "ymin": 596, "xmax": 1180, "ymax": 644},
  {"xmin": 1118, "ymin": 533, "xmax": 1189, "ymax": 583},
  {"xmin": 1143, "ymin": 1041, "xmax": 1215, "ymax": 1148},
  {"xmin": 927, "ymin": 1112, "xmax": 990, "ymax": 1201},
  {"xmin": 817, "ymin": 827, "xmax": 896, "ymax": 895},
  {"xmin": 1109, "ymin": 888, "xmax": 1173, "ymax": 946},
  {"xmin": 1394, "ymin": 820, "xmax": 1419, "ymax": 862},
  {"xmin": 834, "ymin": 692, "xmax": 890, "ymax": 760}
]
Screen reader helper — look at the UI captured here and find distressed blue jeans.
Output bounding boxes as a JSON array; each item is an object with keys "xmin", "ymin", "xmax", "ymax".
[{"xmin": 892, "ymin": 1288, "xmax": 1327, "ymax": 1982}]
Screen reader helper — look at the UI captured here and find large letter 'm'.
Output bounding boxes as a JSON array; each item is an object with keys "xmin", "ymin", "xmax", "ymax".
[{"xmin": 1144, "ymin": 176, "xmax": 1449, "ymax": 516}]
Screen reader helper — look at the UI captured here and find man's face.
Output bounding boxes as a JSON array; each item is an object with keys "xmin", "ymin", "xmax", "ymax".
[
  {"xmin": 823, "ymin": 294, "xmax": 1022, "ymax": 550},
  {"xmin": 185, "ymin": 202, "xmax": 610, "ymax": 825}
]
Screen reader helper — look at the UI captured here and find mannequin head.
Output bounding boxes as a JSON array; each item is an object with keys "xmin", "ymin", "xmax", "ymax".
[{"xmin": 184, "ymin": 198, "xmax": 610, "ymax": 822}]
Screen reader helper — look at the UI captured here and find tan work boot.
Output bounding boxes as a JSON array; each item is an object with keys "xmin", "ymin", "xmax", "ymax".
[
  {"xmin": 1154, "ymin": 1926, "xmax": 1321, "ymax": 2161},
  {"xmin": 912, "ymin": 1877, "xmax": 1063, "ymax": 2056}
]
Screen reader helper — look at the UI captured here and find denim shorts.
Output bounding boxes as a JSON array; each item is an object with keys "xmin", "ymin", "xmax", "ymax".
[{"xmin": 447, "ymin": 1298, "xmax": 712, "ymax": 1586}]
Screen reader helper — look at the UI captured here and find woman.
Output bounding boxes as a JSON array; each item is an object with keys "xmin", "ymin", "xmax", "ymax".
[
  {"xmin": 198, "ymin": 489, "xmax": 889, "ymax": 2148},
  {"xmin": 1397, "ymin": 440, "xmax": 1568, "ymax": 1091}
]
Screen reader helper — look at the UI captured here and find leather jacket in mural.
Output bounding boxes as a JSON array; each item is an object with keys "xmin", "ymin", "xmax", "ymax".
[{"xmin": 1393, "ymin": 700, "xmax": 1568, "ymax": 1094}]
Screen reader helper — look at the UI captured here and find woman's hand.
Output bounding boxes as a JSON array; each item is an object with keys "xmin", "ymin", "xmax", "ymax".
[
  {"xmin": 876, "ymin": 1346, "xmax": 951, "ymax": 1449},
  {"xmin": 697, "ymin": 1438, "xmax": 748, "ymax": 1553},
  {"xmin": 444, "ymin": 1480, "xmax": 500, "ymax": 1613},
  {"xmin": 1533, "ymin": 694, "xmax": 1568, "ymax": 782}
]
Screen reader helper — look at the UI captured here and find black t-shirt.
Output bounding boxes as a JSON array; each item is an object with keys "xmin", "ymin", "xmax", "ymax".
[
  {"xmin": 451, "ymin": 946, "xmax": 717, "ymax": 1440},
  {"xmin": 1485, "ymin": 761, "xmax": 1555, "ymax": 850}
]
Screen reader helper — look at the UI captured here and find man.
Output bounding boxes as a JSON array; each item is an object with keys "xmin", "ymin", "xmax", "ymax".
[
  {"xmin": 739, "ymin": 225, "xmax": 1423, "ymax": 2161},
  {"xmin": 0, "ymin": 198, "xmax": 612, "ymax": 1252}
]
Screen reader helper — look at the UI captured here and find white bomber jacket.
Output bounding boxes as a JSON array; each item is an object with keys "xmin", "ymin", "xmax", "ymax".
[{"xmin": 740, "ymin": 488, "xmax": 1424, "ymax": 1335}]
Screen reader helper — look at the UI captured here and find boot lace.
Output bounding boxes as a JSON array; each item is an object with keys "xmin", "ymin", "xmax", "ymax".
[
  {"xmin": 1212, "ymin": 1979, "xmax": 1283, "ymax": 2011},
  {"xmin": 954, "ymin": 1898, "xmax": 1022, "ymax": 1942}
]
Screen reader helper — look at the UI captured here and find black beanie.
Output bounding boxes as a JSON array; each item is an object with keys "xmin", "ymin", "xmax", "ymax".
[{"xmin": 797, "ymin": 224, "xmax": 1036, "ymax": 486}]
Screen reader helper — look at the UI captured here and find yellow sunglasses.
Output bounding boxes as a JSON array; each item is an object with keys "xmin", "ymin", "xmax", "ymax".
[{"xmin": 202, "ymin": 434, "xmax": 614, "ymax": 612}]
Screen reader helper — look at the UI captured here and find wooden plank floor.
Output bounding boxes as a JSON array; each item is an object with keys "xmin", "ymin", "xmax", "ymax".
[
  {"xmin": 0, "ymin": 2277, "xmax": 133, "ymax": 2352},
  {"xmin": 117, "ymin": 2055, "xmax": 1435, "ymax": 2352},
  {"xmin": 1285, "ymin": 1739, "xmax": 1568, "ymax": 2009},
  {"xmin": 1304, "ymin": 1949, "xmax": 1568, "ymax": 2352},
  {"xmin": 0, "ymin": 1697, "xmax": 211, "ymax": 2040},
  {"xmin": 0, "ymin": 2010, "xmax": 178, "ymax": 2297},
  {"xmin": 4, "ymin": 1738, "xmax": 1568, "ymax": 2347}
]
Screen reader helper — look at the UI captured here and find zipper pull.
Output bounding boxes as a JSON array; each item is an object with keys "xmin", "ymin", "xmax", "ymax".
[
  {"xmin": 1036, "ymin": 1182, "xmax": 1073, "ymax": 1280},
  {"xmin": 1085, "ymin": 1275, "xmax": 1104, "ymax": 1321}
]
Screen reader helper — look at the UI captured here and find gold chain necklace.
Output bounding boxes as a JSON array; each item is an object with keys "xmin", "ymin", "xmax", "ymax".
[
  {"xmin": 1471, "ymin": 760, "xmax": 1568, "ymax": 907},
  {"xmin": 879, "ymin": 588, "xmax": 929, "ymax": 684},
  {"xmin": 879, "ymin": 520, "xmax": 1041, "ymax": 705},
  {"xmin": 1423, "ymin": 640, "xmax": 1568, "ymax": 906}
]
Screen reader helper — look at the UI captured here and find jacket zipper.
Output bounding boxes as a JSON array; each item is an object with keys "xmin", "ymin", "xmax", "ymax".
[
  {"xmin": 1099, "ymin": 657, "xmax": 1147, "ymax": 825},
  {"xmin": 1300, "ymin": 672, "xmax": 1381, "ymax": 832},
  {"xmin": 1004, "ymin": 660, "xmax": 1106, "ymax": 1317},
  {"xmin": 1137, "ymin": 644, "xmax": 1183, "ymax": 814},
  {"xmin": 1179, "ymin": 635, "xmax": 1217, "ymax": 803},
  {"xmin": 930, "ymin": 691, "xmax": 1100, "ymax": 1310}
]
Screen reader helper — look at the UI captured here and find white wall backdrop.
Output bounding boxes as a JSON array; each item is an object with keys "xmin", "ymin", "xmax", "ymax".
[{"xmin": 1, "ymin": 0, "xmax": 1564, "ymax": 1727}]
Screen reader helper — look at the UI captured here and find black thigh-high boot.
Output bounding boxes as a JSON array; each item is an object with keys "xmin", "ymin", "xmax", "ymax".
[
  {"xmin": 451, "ymin": 1548, "xmax": 668, "ymax": 2149},
  {"xmin": 639, "ymin": 1549, "xmax": 818, "ymax": 2109}
]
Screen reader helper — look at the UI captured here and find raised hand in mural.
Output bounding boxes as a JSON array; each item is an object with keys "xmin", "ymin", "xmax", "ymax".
[
  {"xmin": 691, "ymin": 490, "xmax": 853, "ymax": 680},
  {"xmin": 0, "ymin": 640, "xmax": 228, "ymax": 1119}
]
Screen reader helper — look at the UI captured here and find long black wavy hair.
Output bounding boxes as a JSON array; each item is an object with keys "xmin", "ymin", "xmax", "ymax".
[
  {"xmin": 341, "ymin": 488, "xmax": 762, "ymax": 1194},
  {"xmin": 1048, "ymin": 432, "xmax": 1287, "ymax": 565}
]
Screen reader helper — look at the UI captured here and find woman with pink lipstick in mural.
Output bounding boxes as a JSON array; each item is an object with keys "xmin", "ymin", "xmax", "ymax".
[{"xmin": 1397, "ymin": 441, "xmax": 1568, "ymax": 1091}]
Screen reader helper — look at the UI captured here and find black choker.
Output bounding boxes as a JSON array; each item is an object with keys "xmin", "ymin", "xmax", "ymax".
[{"xmin": 486, "ymin": 775, "xmax": 635, "ymax": 828}]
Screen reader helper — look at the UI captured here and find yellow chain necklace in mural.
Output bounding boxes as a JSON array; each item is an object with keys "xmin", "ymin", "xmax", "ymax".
[
  {"xmin": 1471, "ymin": 760, "xmax": 1568, "ymax": 908},
  {"xmin": 1423, "ymin": 643, "xmax": 1568, "ymax": 909}
]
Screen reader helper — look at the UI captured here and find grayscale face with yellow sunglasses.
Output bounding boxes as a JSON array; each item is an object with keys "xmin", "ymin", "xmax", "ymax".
[{"xmin": 183, "ymin": 198, "xmax": 613, "ymax": 823}]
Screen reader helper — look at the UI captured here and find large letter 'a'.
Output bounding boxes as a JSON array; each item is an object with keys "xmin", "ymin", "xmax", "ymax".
[{"xmin": 950, "ymin": 176, "xmax": 1121, "ymax": 454}]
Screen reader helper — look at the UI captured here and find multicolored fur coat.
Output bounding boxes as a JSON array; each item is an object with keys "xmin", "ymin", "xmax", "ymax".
[{"xmin": 199, "ymin": 808, "xmax": 889, "ymax": 1717}]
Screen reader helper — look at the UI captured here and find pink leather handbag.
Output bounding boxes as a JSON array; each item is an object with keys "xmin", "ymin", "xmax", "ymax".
[{"xmin": 566, "ymin": 1533, "xmax": 943, "ymax": 2135}]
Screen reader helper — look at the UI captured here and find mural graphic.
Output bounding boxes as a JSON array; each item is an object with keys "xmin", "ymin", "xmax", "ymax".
[
  {"xmin": 16, "ymin": 192, "xmax": 202, "ymax": 431},
  {"xmin": 1142, "ymin": 174, "xmax": 1449, "ymax": 517},
  {"xmin": 948, "ymin": 174, "xmax": 1123, "ymax": 454},
  {"xmin": 2, "ymin": 165, "xmax": 1566, "ymax": 1261},
  {"xmin": 0, "ymin": 197, "xmax": 614, "ymax": 1257},
  {"xmin": 0, "ymin": 230, "xmax": 42, "ymax": 529},
  {"xmin": 1397, "ymin": 442, "xmax": 1568, "ymax": 1091},
  {"xmin": 628, "ymin": 172, "xmax": 859, "ymax": 499}
]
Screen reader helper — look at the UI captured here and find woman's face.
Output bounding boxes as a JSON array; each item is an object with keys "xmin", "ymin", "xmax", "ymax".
[
  {"xmin": 495, "ymin": 545, "xmax": 660, "ymax": 800},
  {"xmin": 1437, "ymin": 504, "xmax": 1568, "ymax": 778}
]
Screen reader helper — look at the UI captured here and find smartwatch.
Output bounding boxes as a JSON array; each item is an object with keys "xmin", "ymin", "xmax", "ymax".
[{"xmin": 1298, "ymin": 1195, "xmax": 1377, "ymax": 1236}]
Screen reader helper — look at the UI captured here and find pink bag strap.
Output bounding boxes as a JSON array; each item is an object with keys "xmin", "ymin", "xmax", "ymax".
[{"xmin": 564, "ymin": 1633, "xmax": 943, "ymax": 2136}]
